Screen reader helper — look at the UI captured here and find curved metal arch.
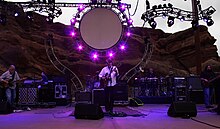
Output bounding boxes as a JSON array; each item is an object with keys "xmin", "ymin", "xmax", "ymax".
[
  {"xmin": 44, "ymin": 36, "xmax": 84, "ymax": 97},
  {"xmin": 120, "ymin": 36, "xmax": 154, "ymax": 83}
]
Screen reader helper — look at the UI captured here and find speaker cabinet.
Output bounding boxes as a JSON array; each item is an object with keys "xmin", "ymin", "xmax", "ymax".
[
  {"xmin": 167, "ymin": 102, "xmax": 197, "ymax": 118},
  {"xmin": 0, "ymin": 101, "xmax": 12, "ymax": 114},
  {"xmin": 74, "ymin": 103, "xmax": 104, "ymax": 120}
]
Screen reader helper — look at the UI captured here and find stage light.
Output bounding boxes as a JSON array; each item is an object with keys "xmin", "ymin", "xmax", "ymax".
[
  {"xmin": 126, "ymin": 32, "xmax": 131, "ymax": 37},
  {"xmin": 92, "ymin": 53, "xmax": 98, "ymax": 59},
  {"xmin": 71, "ymin": 31, "xmax": 76, "ymax": 37},
  {"xmin": 0, "ymin": 14, "xmax": 6, "ymax": 25},
  {"xmin": 77, "ymin": 45, "xmax": 83, "ymax": 51},
  {"xmin": 119, "ymin": 4, "xmax": 126, "ymax": 12},
  {"xmin": 206, "ymin": 18, "xmax": 214, "ymax": 26},
  {"xmin": 180, "ymin": 16, "xmax": 185, "ymax": 22},
  {"xmin": 128, "ymin": 18, "xmax": 133, "ymax": 26},
  {"xmin": 168, "ymin": 3, "xmax": 173, "ymax": 8},
  {"xmin": 162, "ymin": 12, "xmax": 166, "ymax": 19},
  {"xmin": 78, "ymin": 4, "xmax": 85, "ymax": 12},
  {"xmin": 108, "ymin": 52, "xmax": 114, "ymax": 58},
  {"xmin": 148, "ymin": 18, "xmax": 157, "ymax": 29},
  {"xmin": 120, "ymin": 45, "xmax": 125, "ymax": 50},
  {"xmin": 167, "ymin": 16, "xmax": 174, "ymax": 27},
  {"xmin": 70, "ymin": 18, "xmax": 77, "ymax": 25}
]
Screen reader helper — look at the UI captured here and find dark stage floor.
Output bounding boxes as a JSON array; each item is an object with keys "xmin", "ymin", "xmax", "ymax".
[{"xmin": 0, "ymin": 104, "xmax": 220, "ymax": 129}]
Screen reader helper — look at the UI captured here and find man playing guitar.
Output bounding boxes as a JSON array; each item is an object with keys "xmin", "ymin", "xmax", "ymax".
[
  {"xmin": 99, "ymin": 59, "xmax": 119, "ymax": 114},
  {"xmin": 200, "ymin": 65, "xmax": 217, "ymax": 108},
  {"xmin": 0, "ymin": 65, "xmax": 23, "ymax": 108}
]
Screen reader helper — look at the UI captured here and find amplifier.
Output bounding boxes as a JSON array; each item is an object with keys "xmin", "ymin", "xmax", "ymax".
[{"xmin": 92, "ymin": 89, "xmax": 105, "ymax": 106}]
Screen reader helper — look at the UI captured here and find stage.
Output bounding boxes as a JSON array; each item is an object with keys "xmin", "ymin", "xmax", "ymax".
[{"xmin": 0, "ymin": 104, "xmax": 219, "ymax": 129}]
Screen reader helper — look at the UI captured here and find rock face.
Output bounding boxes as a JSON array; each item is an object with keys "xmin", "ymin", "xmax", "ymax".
[{"xmin": 0, "ymin": 11, "xmax": 219, "ymax": 86}]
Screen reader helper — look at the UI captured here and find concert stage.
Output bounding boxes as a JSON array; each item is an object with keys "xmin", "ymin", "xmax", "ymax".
[{"xmin": 0, "ymin": 104, "xmax": 219, "ymax": 129}]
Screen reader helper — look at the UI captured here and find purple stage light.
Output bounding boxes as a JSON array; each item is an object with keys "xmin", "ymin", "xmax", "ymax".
[
  {"xmin": 92, "ymin": 53, "xmax": 98, "ymax": 59},
  {"xmin": 70, "ymin": 18, "xmax": 76, "ymax": 25},
  {"xmin": 120, "ymin": 4, "xmax": 126, "ymax": 12},
  {"xmin": 71, "ymin": 31, "xmax": 76, "ymax": 37},
  {"xmin": 128, "ymin": 19, "xmax": 133, "ymax": 24},
  {"xmin": 120, "ymin": 45, "xmax": 125, "ymax": 50},
  {"xmin": 77, "ymin": 45, "xmax": 83, "ymax": 50},
  {"xmin": 108, "ymin": 52, "xmax": 114, "ymax": 58},
  {"xmin": 78, "ymin": 4, "xmax": 85, "ymax": 11},
  {"xmin": 126, "ymin": 32, "xmax": 131, "ymax": 37}
]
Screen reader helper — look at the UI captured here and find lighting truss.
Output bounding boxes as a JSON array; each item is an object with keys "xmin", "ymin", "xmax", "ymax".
[{"xmin": 141, "ymin": 2, "xmax": 216, "ymax": 28}]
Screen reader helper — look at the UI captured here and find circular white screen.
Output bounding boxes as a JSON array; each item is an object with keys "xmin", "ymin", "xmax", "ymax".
[{"xmin": 80, "ymin": 8, "xmax": 123, "ymax": 50}]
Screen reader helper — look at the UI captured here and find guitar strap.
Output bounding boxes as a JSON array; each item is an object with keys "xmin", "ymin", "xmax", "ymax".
[{"xmin": 108, "ymin": 66, "xmax": 113, "ymax": 85}]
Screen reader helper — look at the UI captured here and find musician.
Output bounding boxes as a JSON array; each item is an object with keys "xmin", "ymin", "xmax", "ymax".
[
  {"xmin": 0, "ymin": 65, "xmax": 20, "ymax": 107},
  {"xmin": 99, "ymin": 59, "xmax": 119, "ymax": 113},
  {"xmin": 200, "ymin": 65, "xmax": 216, "ymax": 108}
]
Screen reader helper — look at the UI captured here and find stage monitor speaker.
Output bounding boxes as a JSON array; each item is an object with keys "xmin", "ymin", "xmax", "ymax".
[
  {"xmin": 167, "ymin": 102, "xmax": 197, "ymax": 118},
  {"xmin": 129, "ymin": 98, "xmax": 144, "ymax": 107},
  {"xmin": 0, "ymin": 101, "xmax": 12, "ymax": 114},
  {"xmin": 74, "ymin": 103, "xmax": 104, "ymax": 120}
]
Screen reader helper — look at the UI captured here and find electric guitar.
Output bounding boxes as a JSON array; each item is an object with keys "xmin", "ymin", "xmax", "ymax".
[
  {"xmin": 99, "ymin": 73, "xmax": 111, "ymax": 88},
  {"xmin": 0, "ymin": 77, "xmax": 27, "ymax": 88},
  {"xmin": 201, "ymin": 75, "xmax": 220, "ymax": 87}
]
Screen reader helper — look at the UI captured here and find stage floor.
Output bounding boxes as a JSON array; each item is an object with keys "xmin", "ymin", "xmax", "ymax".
[{"xmin": 0, "ymin": 104, "xmax": 219, "ymax": 129}]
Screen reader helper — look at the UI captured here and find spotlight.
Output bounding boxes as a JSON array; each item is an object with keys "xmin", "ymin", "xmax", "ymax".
[
  {"xmin": 120, "ymin": 45, "xmax": 126, "ymax": 50},
  {"xmin": 119, "ymin": 4, "xmax": 126, "ymax": 12},
  {"xmin": 71, "ymin": 31, "xmax": 76, "ymax": 37},
  {"xmin": 206, "ymin": 18, "xmax": 214, "ymax": 26},
  {"xmin": 108, "ymin": 51, "xmax": 114, "ymax": 58},
  {"xmin": 148, "ymin": 18, "xmax": 157, "ymax": 29},
  {"xmin": 78, "ymin": 4, "xmax": 85, "ymax": 12},
  {"xmin": 127, "ymin": 18, "xmax": 133, "ymax": 26},
  {"xmin": 77, "ymin": 45, "xmax": 83, "ymax": 51},
  {"xmin": 167, "ymin": 16, "xmax": 174, "ymax": 27},
  {"xmin": 0, "ymin": 14, "xmax": 6, "ymax": 25},
  {"xmin": 70, "ymin": 18, "xmax": 77, "ymax": 25},
  {"xmin": 92, "ymin": 53, "xmax": 98, "ymax": 60},
  {"xmin": 168, "ymin": 3, "xmax": 173, "ymax": 8},
  {"xmin": 180, "ymin": 16, "xmax": 185, "ymax": 22},
  {"xmin": 126, "ymin": 32, "xmax": 131, "ymax": 37}
]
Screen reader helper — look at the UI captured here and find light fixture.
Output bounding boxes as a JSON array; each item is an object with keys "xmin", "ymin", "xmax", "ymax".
[
  {"xmin": 167, "ymin": 16, "xmax": 174, "ymax": 27},
  {"xmin": 148, "ymin": 18, "xmax": 157, "ymax": 29}
]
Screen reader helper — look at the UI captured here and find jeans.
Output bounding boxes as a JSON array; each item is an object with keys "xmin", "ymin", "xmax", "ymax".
[
  {"xmin": 6, "ymin": 88, "xmax": 16, "ymax": 105},
  {"xmin": 203, "ymin": 87, "xmax": 214, "ymax": 107},
  {"xmin": 104, "ymin": 86, "xmax": 115, "ymax": 112}
]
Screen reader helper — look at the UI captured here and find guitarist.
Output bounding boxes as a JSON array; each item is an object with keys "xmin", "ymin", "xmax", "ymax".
[
  {"xmin": 99, "ymin": 59, "xmax": 119, "ymax": 114},
  {"xmin": 0, "ymin": 65, "xmax": 21, "ymax": 108},
  {"xmin": 200, "ymin": 65, "xmax": 216, "ymax": 108}
]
